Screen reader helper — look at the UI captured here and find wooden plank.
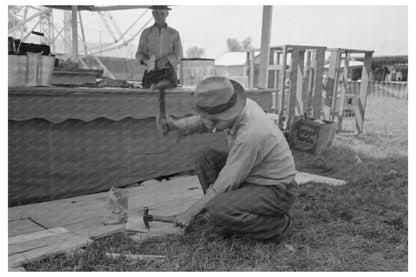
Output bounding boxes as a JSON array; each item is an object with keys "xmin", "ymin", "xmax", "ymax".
[
  {"xmin": 278, "ymin": 46, "xmax": 288, "ymax": 129},
  {"xmin": 295, "ymin": 50, "xmax": 305, "ymax": 116},
  {"xmin": 8, "ymin": 190, "xmax": 108, "ymax": 223},
  {"xmin": 9, "ymin": 227, "xmax": 68, "ymax": 245},
  {"xmin": 8, "ymin": 266, "xmax": 26, "ymax": 272},
  {"xmin": 258, "ymin": 6, "xmax": 273, "ymax": 89},
  {"xmin": 296, "ymin": 171, "xmax": 346, "ymax": 186},
  {"xmin": 9, "ymin": 231, "xmax": 74, "ymax": 256},
  {"xmin": 312, "ymin": 49, "xmax": 325, "ymax": 119},
  {"xmin": 249, "ymin": 51, "xmax": 255, "ymax": 88},
  {"xmin": 325, "ymin": 51, "xmax": 341, "ymax": 121},
  {"xmin": 106, "ymin": 252, "xmax": 167, "ymax": 261},
  {"xmin": 287, "ymin": 49, "xmax": 304, "ymax": 124},
  {"xmin": 9, "ymin": 233, "xmax": 92, "ymax": 268},
  {"xmin": 337, "ymin": 52, "xmax": 350, "ymax": 130},
  {"xmin": 356, "ymin": 52, "xmax": 373, "ymax": 134},
  {"xmin": 303, "ymin": 51, "xmax": 312, "ymax": 117},
  {"xmin": 327, "ymin": 48, "xmax": 374, "ymax": 54},
  {"xmin": 8, "ymin": 218, "xmax": 45, "ymax": 237},
  {"xmin": 65, "ymin": 218, "xmax": 125, "ymax": 239}
]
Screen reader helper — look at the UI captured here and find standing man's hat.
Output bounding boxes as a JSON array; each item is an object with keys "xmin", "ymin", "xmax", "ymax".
[
  {"xmin": 150, "ymin": 5, "xmax": 171, "ymax": 10},
  {"xmin": 193, "ymin": 76, "xmax": 247, "ymax": 120}
]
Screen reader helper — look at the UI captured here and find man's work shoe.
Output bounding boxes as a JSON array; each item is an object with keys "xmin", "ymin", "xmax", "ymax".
[{"xmin": 269, "ymin": 214, "xmax": 291, "ymax": 243}]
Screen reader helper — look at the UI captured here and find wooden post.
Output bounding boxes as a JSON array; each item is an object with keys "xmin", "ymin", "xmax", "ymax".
[
  {"xmin": 278, "ymin": 46, "xmax": 287, "ymax": 129},
  {"xmin": 258, "ymin": 6, "xmax": 273, "ymax": 89},
  {"xmin": 337, "ymin": 52, "xmax": 350, "ymax": 130},
  {"xmin": 356, "ymin": 52, "xmax": 373, "ymax": 134},
  {"xmin": 312, "ymin": 49, "xmax": 325, "ymax": 119},
  {"xmin": 71, "ymin": 6, "xmax": 79, "ymax": 63}
]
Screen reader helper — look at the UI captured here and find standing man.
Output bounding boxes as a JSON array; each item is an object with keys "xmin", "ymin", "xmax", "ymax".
[
  {"xmin": 158, "ymin": 76, "xmax": 298, "ymax": 241},
  {"xmin": 136, "ymin": 5, "xmax": 183, "ymax": 88}
]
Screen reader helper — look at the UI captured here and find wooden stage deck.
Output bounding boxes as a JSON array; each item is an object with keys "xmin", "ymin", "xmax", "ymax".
[{"xmin": 8, "ymin": 172, "xmax": 345, "ymax": 270}]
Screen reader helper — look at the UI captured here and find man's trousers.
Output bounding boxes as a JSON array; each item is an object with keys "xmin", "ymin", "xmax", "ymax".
[{"xmin": 195, "ymin": 147, "xmax": 297, "ymax": 240}]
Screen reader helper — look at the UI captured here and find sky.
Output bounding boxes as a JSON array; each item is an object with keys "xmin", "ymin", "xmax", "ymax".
[{"xmin": 11, "ymin": 4, "xmax": 408, "ymax": 59}]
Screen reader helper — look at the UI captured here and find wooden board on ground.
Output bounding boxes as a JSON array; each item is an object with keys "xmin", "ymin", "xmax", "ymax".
[
  {"xmin": 8, "ymin": 227, "xmax": 93, "ymax": 268},
  {"xmin": 8, "ymin": 218, "xmax": 45, "ymax": 237},
  {"xmin": 66, "ymin": 218, "xmax": 126, "ymax": 239},
  {"xmin": 8, "ymin": 176, "xmax": 203, "ymax": 241},
  {"xmin": 296, "ymin": 171, "xmax": 346, "ymax": 186}
]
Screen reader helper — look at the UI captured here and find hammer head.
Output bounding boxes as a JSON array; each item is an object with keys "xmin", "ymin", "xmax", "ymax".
[{"xmin": 143, "ymin": 207, "xmax": 153, "ymax": 230}]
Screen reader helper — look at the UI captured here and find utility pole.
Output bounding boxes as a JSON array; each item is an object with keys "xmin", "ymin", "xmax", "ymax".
[
  {"xmin": 258, "ymin": 5, "xmax": 273, "ymax": 89},
  {"xmin": 71, "ymin": 6, "xmax": 79, "ymax": 63},
  {"xmin": 63, "ymin": 10, "xmax": 72, "ymax": 60}
]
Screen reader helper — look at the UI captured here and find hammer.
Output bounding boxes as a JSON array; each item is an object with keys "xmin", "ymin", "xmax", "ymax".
[{"xmin": 143, "ymin": 207, "xmax": 176, "ymax": 231}]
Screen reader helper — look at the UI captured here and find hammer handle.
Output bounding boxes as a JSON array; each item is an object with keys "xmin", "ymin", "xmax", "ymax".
[{"xmin": 152, "ymin": 215, "xmax": 176, "ymax": 224}]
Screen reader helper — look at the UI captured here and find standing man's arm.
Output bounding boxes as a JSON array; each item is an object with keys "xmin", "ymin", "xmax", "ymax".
[
  {"xmin": 166, "ymin": 32, "xmax": 183, "ymax": 68},
  {"xmin": 136, "ymin": 30, "xmax": 150, "ymax": 65}
]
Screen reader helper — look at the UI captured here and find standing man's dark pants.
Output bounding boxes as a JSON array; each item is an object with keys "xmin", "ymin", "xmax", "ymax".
[{"xmin": 195, "ymin": 147, "xmax": 297, "ymax": 240}]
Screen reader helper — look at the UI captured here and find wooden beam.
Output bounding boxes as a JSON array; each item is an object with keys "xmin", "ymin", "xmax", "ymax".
[
  {"xmin": 327, "ymin": 48, "xmax": 374, "ymax": 54},
  {"xmin": 312, "ymin": 49, "xmax": 325, "ymax": 119},
  {"xmin": 271, "ymin": 45, "xmax": 326, "ymax": 52},
  {"xmin": 258, "ymin": 6, "xmax": 273, "ymax": 89},
  {"xmin": 71, "ymin": 6, "xmax": 79, "ymax": 63},
  {"xmin": 356, "ymin": 52, "xmax": 373, "ymax": 134}
]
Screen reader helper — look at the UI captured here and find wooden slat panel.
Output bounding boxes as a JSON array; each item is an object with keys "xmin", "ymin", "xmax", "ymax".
[
  {"xmin": 337, "ymin": 52, "xmax": 350, "ymax": 129},
  {"xmin": 312, "ymin": 49, "xmax": 325, "ymax": 119},
  {"xmin": 356, "ymin": 52, "xmax": 373, "ymax": 134},
  {"xmin": 8, "ymin": 218, "xmax": 45, "ymax": 237}
]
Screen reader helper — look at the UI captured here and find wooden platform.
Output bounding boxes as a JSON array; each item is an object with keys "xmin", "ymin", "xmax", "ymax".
[{"xmin": 8, "ymin": 172, "xmax": 345, "ymax": 270}]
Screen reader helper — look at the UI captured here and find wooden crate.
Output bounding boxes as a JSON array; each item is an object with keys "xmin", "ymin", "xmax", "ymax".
[{"xmin": 289, "ymin": 118, "xmax": 336, "ymax": 155}]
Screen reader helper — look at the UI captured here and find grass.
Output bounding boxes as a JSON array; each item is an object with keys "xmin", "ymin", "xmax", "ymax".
[{"xmin": 24, "ymin": 95, "xmax": 408, "ymax": 271}]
